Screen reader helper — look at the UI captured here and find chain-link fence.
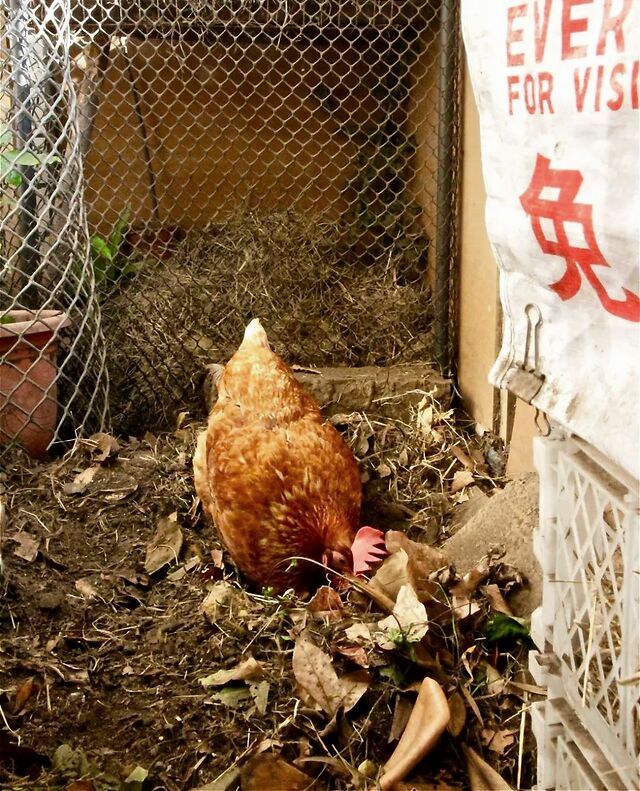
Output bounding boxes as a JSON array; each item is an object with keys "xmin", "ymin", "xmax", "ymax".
[
  {"xmin": 2, "ymin": 0, "xmax": 460, "ymax": 453},
  {"xmin": 1, "ymin": 0, "xmax": 108, "ymax": 460}
]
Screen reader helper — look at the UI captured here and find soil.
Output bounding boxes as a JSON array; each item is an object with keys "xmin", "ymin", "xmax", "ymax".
[{"xmin": 0, "ymin": 423, "xmax": 535, "ymax": 791}]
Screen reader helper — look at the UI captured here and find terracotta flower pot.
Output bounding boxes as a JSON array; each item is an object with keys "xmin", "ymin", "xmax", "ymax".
[{"xmin": 0, "ymin": 309, "xmax": 71, "ymax": 459}]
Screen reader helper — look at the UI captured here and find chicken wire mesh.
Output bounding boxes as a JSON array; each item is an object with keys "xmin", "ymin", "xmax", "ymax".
[
  {"xmin": 1, "ymin": 0, "xmax": 108, "ymax": 460},
  {"xmin": 71, "ymin": 0, "xmax": 461, "ymax": 435},
  {"xmin": 531, "ymin": 434, "xmax": 640, "ymax": 791},
  {"xmin": 1, "ymin": 0, "xmax": 460, "ymax": 453}
]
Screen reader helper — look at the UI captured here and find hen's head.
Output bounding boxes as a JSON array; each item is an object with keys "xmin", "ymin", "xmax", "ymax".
[
  {"xmin": 322, "ymin": 526, "xmax": 386, "ymax": 580},
  {"xmin": 322, "ymin": 546, "xmax": 354, "ymax": 577}
]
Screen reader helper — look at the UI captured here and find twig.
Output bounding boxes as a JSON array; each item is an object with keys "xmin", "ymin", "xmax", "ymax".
[
  {"xmin": 0, "ymin": 498, "xmax": 6, "ymax": 587},
  {"xmin": 0, "ymin": 699, "xmax": 19, "ymax": 742},
  {"xmin": 582, "ymin": 586, "xmax": 599, "ymax": 704},
  {"xmin": 516, "ymin": 693, "xmax": 528, "ymax": 789}
]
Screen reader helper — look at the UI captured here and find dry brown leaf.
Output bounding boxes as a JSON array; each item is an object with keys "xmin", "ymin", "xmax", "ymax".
[
  {"xmin": 185, "ymin": 557, "xmax": 201, "ymax": 573},
  {"xmin": 288, "ymin": 608, "xmax": 309, "ymax": 637},
  {"xmin": 484, "ymin": 662, "xmax": 507, "ymax": 697},
  {"xmin": 89, "ymin": 432, "xmax": 120, "ymax": 463},
  {"xmin": 250, "ymin": 680, "xmax": 270, "ymax": 715},
  {"xmin": 308, "ymin": 586, "xmax": 344, "ymax": 621},
  {"xmin": 451, "ymin": 469, "xmax": 475, "ymax": 493},
  {"xmin": 385, "ymin": 531, "xmax": 448, "ymax": 600},
  {"xmin": 482, "ymin": 728, "xmax": 517, "ymax": 754},
  {"xmin": 10, "ymin": 532, "xmax": 39, "ymax": 562},
  {"xmin": 463, "ymin": 745, "xmax": 514, "ymax": 791},
  {"xmin": 416, "ymin": 399, "xmax": 434, "ymax": 436},
  {"xmin": 167, "ymin": 567, "xmax": 186, "ymax": 583},
  {"xmin": 450, "ymin": 554, "xmax": 496, "ymax": 598},
  {"xmin": 460, "ymin": 684, "xmax": 483, "ymax": 726},
  {"xmin": 482, "ymin": 583, "xmax": 513, "ymax": 615},
  {"xmin": 193, "ymin": 767, "xmax": 240, "ymax": 790},
  {"xmin": 394, "ymin": 784, "xmax": 462, "ymax": 791},
  {"xmin": 67, "ymin": 782, "xmax": 96, "ymax": 791},
  {"xmin": 450, "ymin": 595, "xmax": 481, "ymax": 621},
  {"xmin": 75, "ymin": 577, "xmax": 99, "ymax": 600},
  {"xmin": 297, "ymin": 754, "xmax": 356, "ymax": 782},
  {"xmin": 200, "ymin": 656, "xmax": 264, "ymax": 688},
  {"xmin": 343, "ymin": 622, "xmax": 372, "ymax": 643},
  {"xmin": 144, "ymin": 512, "xmax": 183, "ymax": 574},
  {"xmin": 240, "ymin": 753, "xmax": 317, "ymax": 791},
  {"xmin": 63, "ymin": 466, "xmax": 138, "ymax": 500},
  {"xmin": 13, "ymin": 677, "xmax": 38, "ymax": 714},
  {"xmin": 450, "ymin": 444, "xmax": 474, "ymax": 470},
  {"xmin": 380, "ymin": 677, "xmax": 450, "ymax": 790},
  {"xmin": 376, "ymin": 584, "xmax": 429, "ymax": 648},
  {"xmin": 490, "ymin": 562, "xmax": 525, "ymax": 593},
  {"xmin": 368, "ymin": 548, "xmax": 414, "ymax": 602},
  {"xmin": 336, "ymin": 645, "xmax": 369, "ymax": 668},
  {"xmin": 389, "ymin": 695, "xmax": 412, "ymax": 742},
  {"xmin": 447, "ymin": 691, "xmax": 467, "ymax": 737},
  {"xmin": 505, "ymin": 680, "xmax": 546, "ymax": 698},
  {"xmin": 60, "ymin": 668, "xmax": 90, "ymax": 685},
  {"xmin": 200, "ymin": 581, "xmax": 236, "ymax": 623},
  {"xmin": 481, "ymin": 728, "xmax": 497, "ymax": 745},
  {"xmin": 339, "ymin": 670, "xmax": 372, "ymax": 712},
  {"xmin": 377, "ymin": 461, "xmax": 393, "ymax": 478},
  {"xmin": 385, "ymin": 531, "xmax": 448, "ymax": 575},
  {"xmin": 348, "ymin": 575, "xmax": 396, "ymax": 614},
  {"xmin": 63, "ymin": 466, "xmax": 99, "ymax": 495},
  {"xmin": 294, "ymin": 680, "xmax": 320, "ymax": 710},
  {"xmin": 292, "ymin": 631, "xmax": 369, "ymax": 717}
]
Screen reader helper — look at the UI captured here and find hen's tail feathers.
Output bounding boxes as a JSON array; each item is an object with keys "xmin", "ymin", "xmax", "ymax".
[
  {"xmin": 242, "ymin": 318, "xmax": 270, "ymax": 350},
  {"xmin": 352, "ymin": 526, "xmax": 387, "ymax": 576}
]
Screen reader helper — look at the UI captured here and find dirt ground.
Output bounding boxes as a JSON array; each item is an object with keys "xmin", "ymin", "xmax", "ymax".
[{"xmin": 0, "ymin": 413, "xmax": 538, "ymax": 791}]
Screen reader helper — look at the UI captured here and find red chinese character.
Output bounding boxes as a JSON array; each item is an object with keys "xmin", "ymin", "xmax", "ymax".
[{"xmin": 520, "ymin": 154, "xmax": 640, "ymax": 323}]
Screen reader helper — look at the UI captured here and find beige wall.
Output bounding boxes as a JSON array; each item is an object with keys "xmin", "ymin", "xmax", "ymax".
[
  {"xmin": 458, "ymin": 65, "xmax": 499, "ymax": 432},
  {"xmin": 407, "ymin": 32, "xmax": 439, "ymax": 277},
  {"xmin": 86, "ymin": 39, "xmax": 364, "ymax": 233},
  {"xmin": 84, "ymin": 37, "xmax": 438, "ymax": 237},
  {"xmin": 457, "ymin": 63, "xmax": 536, "ymax": 473}
]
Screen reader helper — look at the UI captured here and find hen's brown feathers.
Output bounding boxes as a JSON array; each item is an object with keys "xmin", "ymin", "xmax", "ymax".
[{"xmin": 194, "ymin": 319, "xmax": 362, "ymax": 592}]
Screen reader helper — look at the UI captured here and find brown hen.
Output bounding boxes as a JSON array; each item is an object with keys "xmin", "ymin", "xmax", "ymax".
[{"xmin": 193, "ymin": 318, "xmax": 385, "ymax": 593}]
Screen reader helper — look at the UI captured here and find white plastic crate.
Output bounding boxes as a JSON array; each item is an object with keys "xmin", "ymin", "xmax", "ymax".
[{"xmin": 531, "ymin": 434, "xmax": 640, "ymax": 790}]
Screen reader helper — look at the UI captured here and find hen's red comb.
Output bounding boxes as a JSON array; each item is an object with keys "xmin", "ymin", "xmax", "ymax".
[{"xmin": 351, "ymin": 526, "xmax": 387, "ymax": 576}]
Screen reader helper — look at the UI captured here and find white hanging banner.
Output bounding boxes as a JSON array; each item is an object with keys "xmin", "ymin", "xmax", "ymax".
[{"xmin": 461, "ymin": 0, "xmax": 640, "ymax": 479}]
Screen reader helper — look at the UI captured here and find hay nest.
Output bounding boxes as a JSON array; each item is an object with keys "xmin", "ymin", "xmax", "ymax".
[{"xmin": 103, "ymin": 210, "xmax": 432, "ymax": 435}]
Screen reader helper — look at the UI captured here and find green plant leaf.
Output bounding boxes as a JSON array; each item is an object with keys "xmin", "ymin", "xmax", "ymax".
[
  {"xmin": 378, "ymin": 665, "xmax": 406, "ymax": 686},
  {"xmin": 0, "ymin": 149, "xmax": 60, "ymax": 176},
  {"xmin": 4, "ymin": 169, "xmax": 23, "ymax": 187},
  {"xmin": 91, "ymin": 235, "xmax": 114, "ymax": 261},
  {"xmin": 122, "ymin": 765, "xmax": 148, "ymax": 791},
  {"xmin": 119, "ymin": 260, "xmax": 142, "ymax": 278},
  {"xmin": 0, "ymin": 150, "xmax": 39, "ymax": 169},
  {"xmin": 483, "ymin": 613, "xmax": 531, "ymax": 644},
  {"xmin": 108, "ymin": 210, "xmax": 130, "ymax": 253},
  {"xmin": 0, "ymin": 315, "xmax": 16, "ymax": 324}
]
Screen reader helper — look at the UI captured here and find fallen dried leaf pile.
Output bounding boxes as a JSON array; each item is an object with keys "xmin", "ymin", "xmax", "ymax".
[{"xmin": 0, "ymin": 413, "xmax": 537, "ymax": 790}]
